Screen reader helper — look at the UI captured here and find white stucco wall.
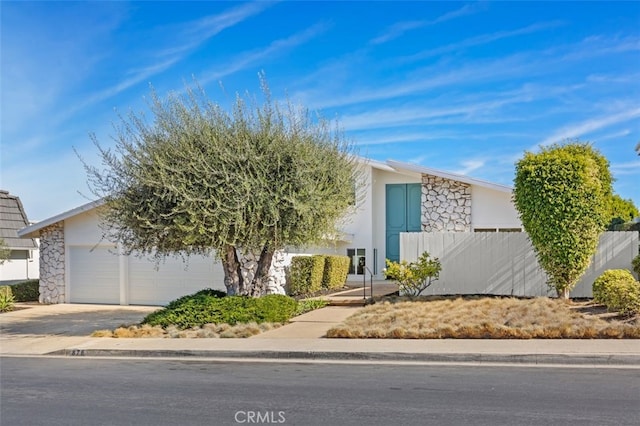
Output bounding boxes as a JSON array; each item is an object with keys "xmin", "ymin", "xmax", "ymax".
[
  {"xmin": 470, "ymin": 186, "xmax": 521, "ymax": 230},
  {"xmin": 0, "ymin": 251, "xmax": 39, "ymax": 282}
]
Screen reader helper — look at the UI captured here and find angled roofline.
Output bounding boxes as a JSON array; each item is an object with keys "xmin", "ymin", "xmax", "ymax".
[
  {"xmin": 18, "ymin": 199, "xmax": 105, "ymax": 238},
  {"xmin": 386, "ymin": 160, "xmax": 513, "ymax": 193}
]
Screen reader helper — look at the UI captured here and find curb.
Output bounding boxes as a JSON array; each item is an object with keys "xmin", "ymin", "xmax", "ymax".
[{"xmin": 46, "ymin": 349, "xmax": 640, "ymax": 366}]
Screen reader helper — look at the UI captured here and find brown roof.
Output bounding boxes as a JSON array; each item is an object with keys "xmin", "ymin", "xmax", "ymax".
[{"xmin": 0, "ymin": 190, "xmax": 37, "ymax": 250}]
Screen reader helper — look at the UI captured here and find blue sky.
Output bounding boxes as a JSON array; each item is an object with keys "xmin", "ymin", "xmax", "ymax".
[{"xmin": 1, "ymin": 1, "xmax": 639, "ymax": 221}]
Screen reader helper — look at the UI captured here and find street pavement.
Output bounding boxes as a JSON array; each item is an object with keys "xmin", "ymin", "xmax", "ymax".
[{"xmin": 1, "ymin": 285, "xmax": 640, "ymax": 366}]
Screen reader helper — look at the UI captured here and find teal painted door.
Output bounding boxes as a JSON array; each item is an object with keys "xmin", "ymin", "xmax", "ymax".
[{"xmin": 385, "ymin": 184, "xmax": 422, "ymax": 262}]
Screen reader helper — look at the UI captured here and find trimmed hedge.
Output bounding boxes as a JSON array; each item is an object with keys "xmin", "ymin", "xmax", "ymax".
[
  {"xmin": 143, "ymin": 292, "xmax": 299, "ymax": 329},
  {"xmin": 322, "ymin": 255, "xmax": 350, "ymax": 289},
  {"xmin": 9, "ymin": 279, "xmax": 39, "ymax": 302},
  {"xmin": 593, "ymin": 269, "xmax": 640, "ymax": 315},
  {"xmin": 287, "ymin": 255, "xmax": 325, "ymax": 296}
]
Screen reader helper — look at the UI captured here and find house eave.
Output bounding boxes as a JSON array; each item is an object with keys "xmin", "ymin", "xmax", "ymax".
[
  {"xmin": 18, "ymin": 199, "xmax": 105, "ymax": 238},
  {"xmin": 386, "ymin": 160, "xmax": 513, "ymax": 193}
]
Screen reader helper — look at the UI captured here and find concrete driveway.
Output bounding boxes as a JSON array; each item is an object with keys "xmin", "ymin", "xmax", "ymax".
[{"xmin": 0, "ymin": 303, "xmax": 160, "ymax": 337}]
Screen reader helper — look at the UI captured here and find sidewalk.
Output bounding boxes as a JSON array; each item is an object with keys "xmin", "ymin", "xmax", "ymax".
[{"xmin": 2, "ymin": 303, "xmax": 639, "ymax": 366}]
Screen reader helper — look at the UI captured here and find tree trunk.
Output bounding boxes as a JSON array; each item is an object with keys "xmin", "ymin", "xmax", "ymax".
[
  {"xmin": 558, "ymin": 286, "xmax": 571, "ymax": 299},
  {"xmin": 221, "ymin": 244, "xmax": 243, "ymax": 295},
  {"xmin": 247, "ymin": 245, "xmax": 275, "ymax": 297}
]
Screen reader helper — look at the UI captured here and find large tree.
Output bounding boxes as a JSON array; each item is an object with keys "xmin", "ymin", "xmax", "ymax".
[
  {"xmin": 605, "ymin": 194, "xmax": 639, "ymax": 229},
  {"xmin": 513, "ymin": 142, "xmax": 612, "ymax": 298},
  {"xmin": 84, "ymin": 79, "xmax": 362, "ymax": 296}
]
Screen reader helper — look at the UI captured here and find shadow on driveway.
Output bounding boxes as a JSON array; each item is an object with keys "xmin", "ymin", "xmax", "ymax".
[{"xmin": 0, "ymin": 308, "xmax": 158, "ymax": 337}]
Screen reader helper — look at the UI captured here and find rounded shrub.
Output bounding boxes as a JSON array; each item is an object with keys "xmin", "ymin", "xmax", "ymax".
[
  {"xmin": 9, "ymin": 280, "xmax": 39, "ymax": 302},
  {"xmin": 592, "ymin": 269, "xmax": 640, "ymax": 315},
  {"xmin": 632, "ymin": 254, "xmax": 640, "ymax": 279},
  {"xmin": 142, "ymin": 291, "xmax": 299, "ymax": 329}
]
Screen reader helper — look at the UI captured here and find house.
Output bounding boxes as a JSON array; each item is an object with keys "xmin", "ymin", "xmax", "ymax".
[
  {"xmin": 18, "ymin": 158, "xmax": 521, "ymax": 305},
  {"xmin": 0, "ymin": 190, "xmax": 39, "ymax": 284}
]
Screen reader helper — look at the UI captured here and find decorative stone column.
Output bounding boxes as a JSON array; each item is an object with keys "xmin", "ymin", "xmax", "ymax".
[
  {"xmin": 421, "ymin": 174, "xmax": 472, "ymax": 232},
  {"xmin": 38, "ymin": 223, "xmax": 65, "ymax": 303}
]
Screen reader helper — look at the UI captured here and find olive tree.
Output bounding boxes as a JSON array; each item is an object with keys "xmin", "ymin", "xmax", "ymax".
[
  {"xmin": 83, "ymin": 79, "xmax": 362, "ymax": 296},
  {"xmin": 513, "ymin": 142, "xmax": 612, "ymax": 298}
]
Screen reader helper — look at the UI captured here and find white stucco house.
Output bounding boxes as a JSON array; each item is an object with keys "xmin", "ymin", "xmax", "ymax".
[{"xmin": 18, "ymin": 158, "xmax": 521, "ymax": 305}]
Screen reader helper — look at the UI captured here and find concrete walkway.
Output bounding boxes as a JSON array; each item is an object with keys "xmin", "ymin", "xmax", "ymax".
[{"xmin": 2, "ymin": 297, "xmax": 640, "ymax": 366}]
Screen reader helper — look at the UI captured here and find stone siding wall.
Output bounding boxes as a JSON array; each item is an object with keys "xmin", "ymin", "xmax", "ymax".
[
  {"xmin": 421, "ymin": 174, "xmax": 471, "ymax": 232},
  {"xmin": 237, "ymin": 249, "xmax": 286, "ymax": 296},
  {"xmin": 39, "ymin": 223, "xmax": 65, "ymax": 303}
]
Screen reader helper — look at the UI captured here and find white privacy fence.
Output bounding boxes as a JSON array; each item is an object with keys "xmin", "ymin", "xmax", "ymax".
[{"xmin": 400, "ymin": 232, "xmax": 639, "ymax": 298}]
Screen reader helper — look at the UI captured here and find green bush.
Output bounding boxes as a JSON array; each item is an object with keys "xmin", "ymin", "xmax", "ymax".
[
  {"xmin": 0, "ymin": 285, "xmax": 15, "ymax": 312},
  {"xmin": 142, "ymin": 292, "xmax": 298, "ymax": 329},
  {"xmin": 632, "ymin": 254, "xmax": 640, "ymax": 279},
  {"xmin": 9, "ymin": 280, "xmax": 39, "ymax": 302},
  {"xmin": 295, "ymin": 299, "xmax": 329, "ymax": 316},
  {"xmin": 322, "ymin": 255, "xmax": 350, "ymax": 289},
  {"xmin": 287, "ymin": 255, "xmax": 326, "ymax": 296},
  {"xmin": 384, "ymin": 252, "xmax": 442, "ymax": 297},
  {"xmin": 593, "ymin": 269, "xmax": 640, "ymax": 315}
]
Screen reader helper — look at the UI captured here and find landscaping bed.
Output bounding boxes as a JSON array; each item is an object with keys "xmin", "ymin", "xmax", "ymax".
[
  {"xmin": 326, "ymin": 296, "xmax": 640, "ymax": 339},
  {"xmin": 92, "ymin": 289, "xmax": 328, "ymax": 338}
]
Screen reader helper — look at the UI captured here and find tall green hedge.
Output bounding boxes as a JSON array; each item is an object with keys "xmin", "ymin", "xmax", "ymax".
[
  {"xmin": 322, "ymin": 255, "xmax": 350, "ymax": 289},
  {"xmin": 287, "ymin": 255, "xmax": 326, "ymax": 296}
]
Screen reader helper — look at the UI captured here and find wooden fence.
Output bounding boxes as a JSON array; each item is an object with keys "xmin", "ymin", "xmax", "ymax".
[{"xmin": 399, "ymin": 231, "xmax": 639, "ymax": 297}]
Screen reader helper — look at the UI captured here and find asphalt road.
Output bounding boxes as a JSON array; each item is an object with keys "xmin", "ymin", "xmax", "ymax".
[{"xmin": 1, "ymin": 358, "xmax": 638, "ymax": 426}]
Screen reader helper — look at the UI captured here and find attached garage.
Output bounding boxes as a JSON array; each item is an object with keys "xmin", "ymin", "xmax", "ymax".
[{"xmin": 18, "ymin": 201, "xmax": 227, "ymax": 305}]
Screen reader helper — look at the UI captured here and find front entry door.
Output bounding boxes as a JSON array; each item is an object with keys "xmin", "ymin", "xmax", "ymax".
[{"xmin": 385, "ymin": 183, "xmax": 422, "ymax": 263}]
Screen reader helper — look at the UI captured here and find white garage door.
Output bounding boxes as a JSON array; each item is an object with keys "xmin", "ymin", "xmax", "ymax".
[
  {"xmin": 128, "ymin": 254, "xmax": 225, "ymax": 306},
  {"xmin": 69, "ymin": 246, "xmax": 119, "ymax": 304}
]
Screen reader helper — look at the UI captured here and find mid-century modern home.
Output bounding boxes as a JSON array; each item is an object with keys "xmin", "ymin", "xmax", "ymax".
[
  {"xmin": 0, "ymin": 190, "xmax": 39, "ymax": 284},
  {"xmin": 18, "ymin": 158, "xmax": 522, "ymax": 305}
]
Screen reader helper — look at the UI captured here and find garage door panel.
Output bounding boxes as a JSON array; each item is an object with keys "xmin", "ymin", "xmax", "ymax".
[
  {"xmin": 128, "ymin": 254, "xmax": 225, "ymax": 305},
  {"xmin": 69, "ymin": 246, "xmax": 119, "ymax": 304}
]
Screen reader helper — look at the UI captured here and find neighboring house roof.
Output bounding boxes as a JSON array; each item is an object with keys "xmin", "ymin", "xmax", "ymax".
[
  {"xmin": 0, "ymin": 190, "xmax": 37, "ymax": 250},
  {"xmin": 17, "ymin": 158, "xmax": 512, "ymax": 237}
]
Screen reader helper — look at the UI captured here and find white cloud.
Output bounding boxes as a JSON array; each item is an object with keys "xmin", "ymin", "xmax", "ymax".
[
  {"xmin": 537, "ymin": 107, "xmax": 640, "ymax": 147},
  {"xmin": 400, "ymin": 21, "xmax": 565, "ymax": 63},
  {"xmin": 611, "ymin": 160, "xmax": 640, "ymax": 176},
  {"xmin": 370, "ymin": 3, "xmax": 480, "ymax": 45},
  {"xmin": 199, "ymin": 23, "xmax": 328, "ymax": 84},
  {"xmin": 454, "ymin": 159, "xmax": 486, "ymax": 175}
]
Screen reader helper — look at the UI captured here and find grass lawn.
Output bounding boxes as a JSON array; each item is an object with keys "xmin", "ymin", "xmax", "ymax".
[{"xmin": 326, "ymin": 296, "xmax": 640, "ymax": 339}]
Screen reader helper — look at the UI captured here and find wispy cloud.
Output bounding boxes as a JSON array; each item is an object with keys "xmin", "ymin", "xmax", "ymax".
[
  {"xmin": 53, "ymin": 2, "xmax": 273, "ymax": 127},
  {"xmin": 537, "ymin": 107, "xmax": 640, "ymax": 147},
  {"xmin": 199, "ymin": 22, "xmax": 328, "ymax": 84},
  {"xmin": 399, "ymin": 21, "xmax": 565, "ymax": 63},
  {"xmin": 370, "ymin": 3, "xmax": 480, "ymax": 44},
  {"xmin": 611, "ymin": 160, "xmax": 640, "ymax": 176},
  {"xmin": 454, "ymin": 159, "xmax": 486, "ymax": 175}
]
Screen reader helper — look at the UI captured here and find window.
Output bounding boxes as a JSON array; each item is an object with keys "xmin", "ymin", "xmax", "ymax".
[
  {"xmin": 498, "ymin": 228, "xmax": 522, "ymax": 233},
  {"xmin": 347, "ymin": 248, "xmax": 366, "ymax": 275},
  {"xmin": 474, "ymin": 228, "xmax": 497, "ymax": 233}
]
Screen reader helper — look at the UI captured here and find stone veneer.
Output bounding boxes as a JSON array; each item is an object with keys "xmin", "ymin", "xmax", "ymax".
[
  {"xmin": 39, "ymin": 223, "xmax": 65, "ymax": 303},
  {"xmin": 238, "ymin": 249, "xmax": 286, "ymax": 295},
  {"xmin": 421, "ymin": 174, "xmax": 472, "ymax": 232}
]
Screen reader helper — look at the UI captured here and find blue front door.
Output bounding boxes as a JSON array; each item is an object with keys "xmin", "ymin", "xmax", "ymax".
[{"xmin": 385, "ymin": 183, "xmax": 422, "ymax": 263}]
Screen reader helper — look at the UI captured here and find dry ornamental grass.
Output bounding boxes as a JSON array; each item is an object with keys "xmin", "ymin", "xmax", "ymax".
[
  {"xmin": 326, "ymin": 297, "xmax": 640, "ymax": 339},
  {"xmin": 92, "ymin": 322, "xmax": 281, "ymax": 338}
]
